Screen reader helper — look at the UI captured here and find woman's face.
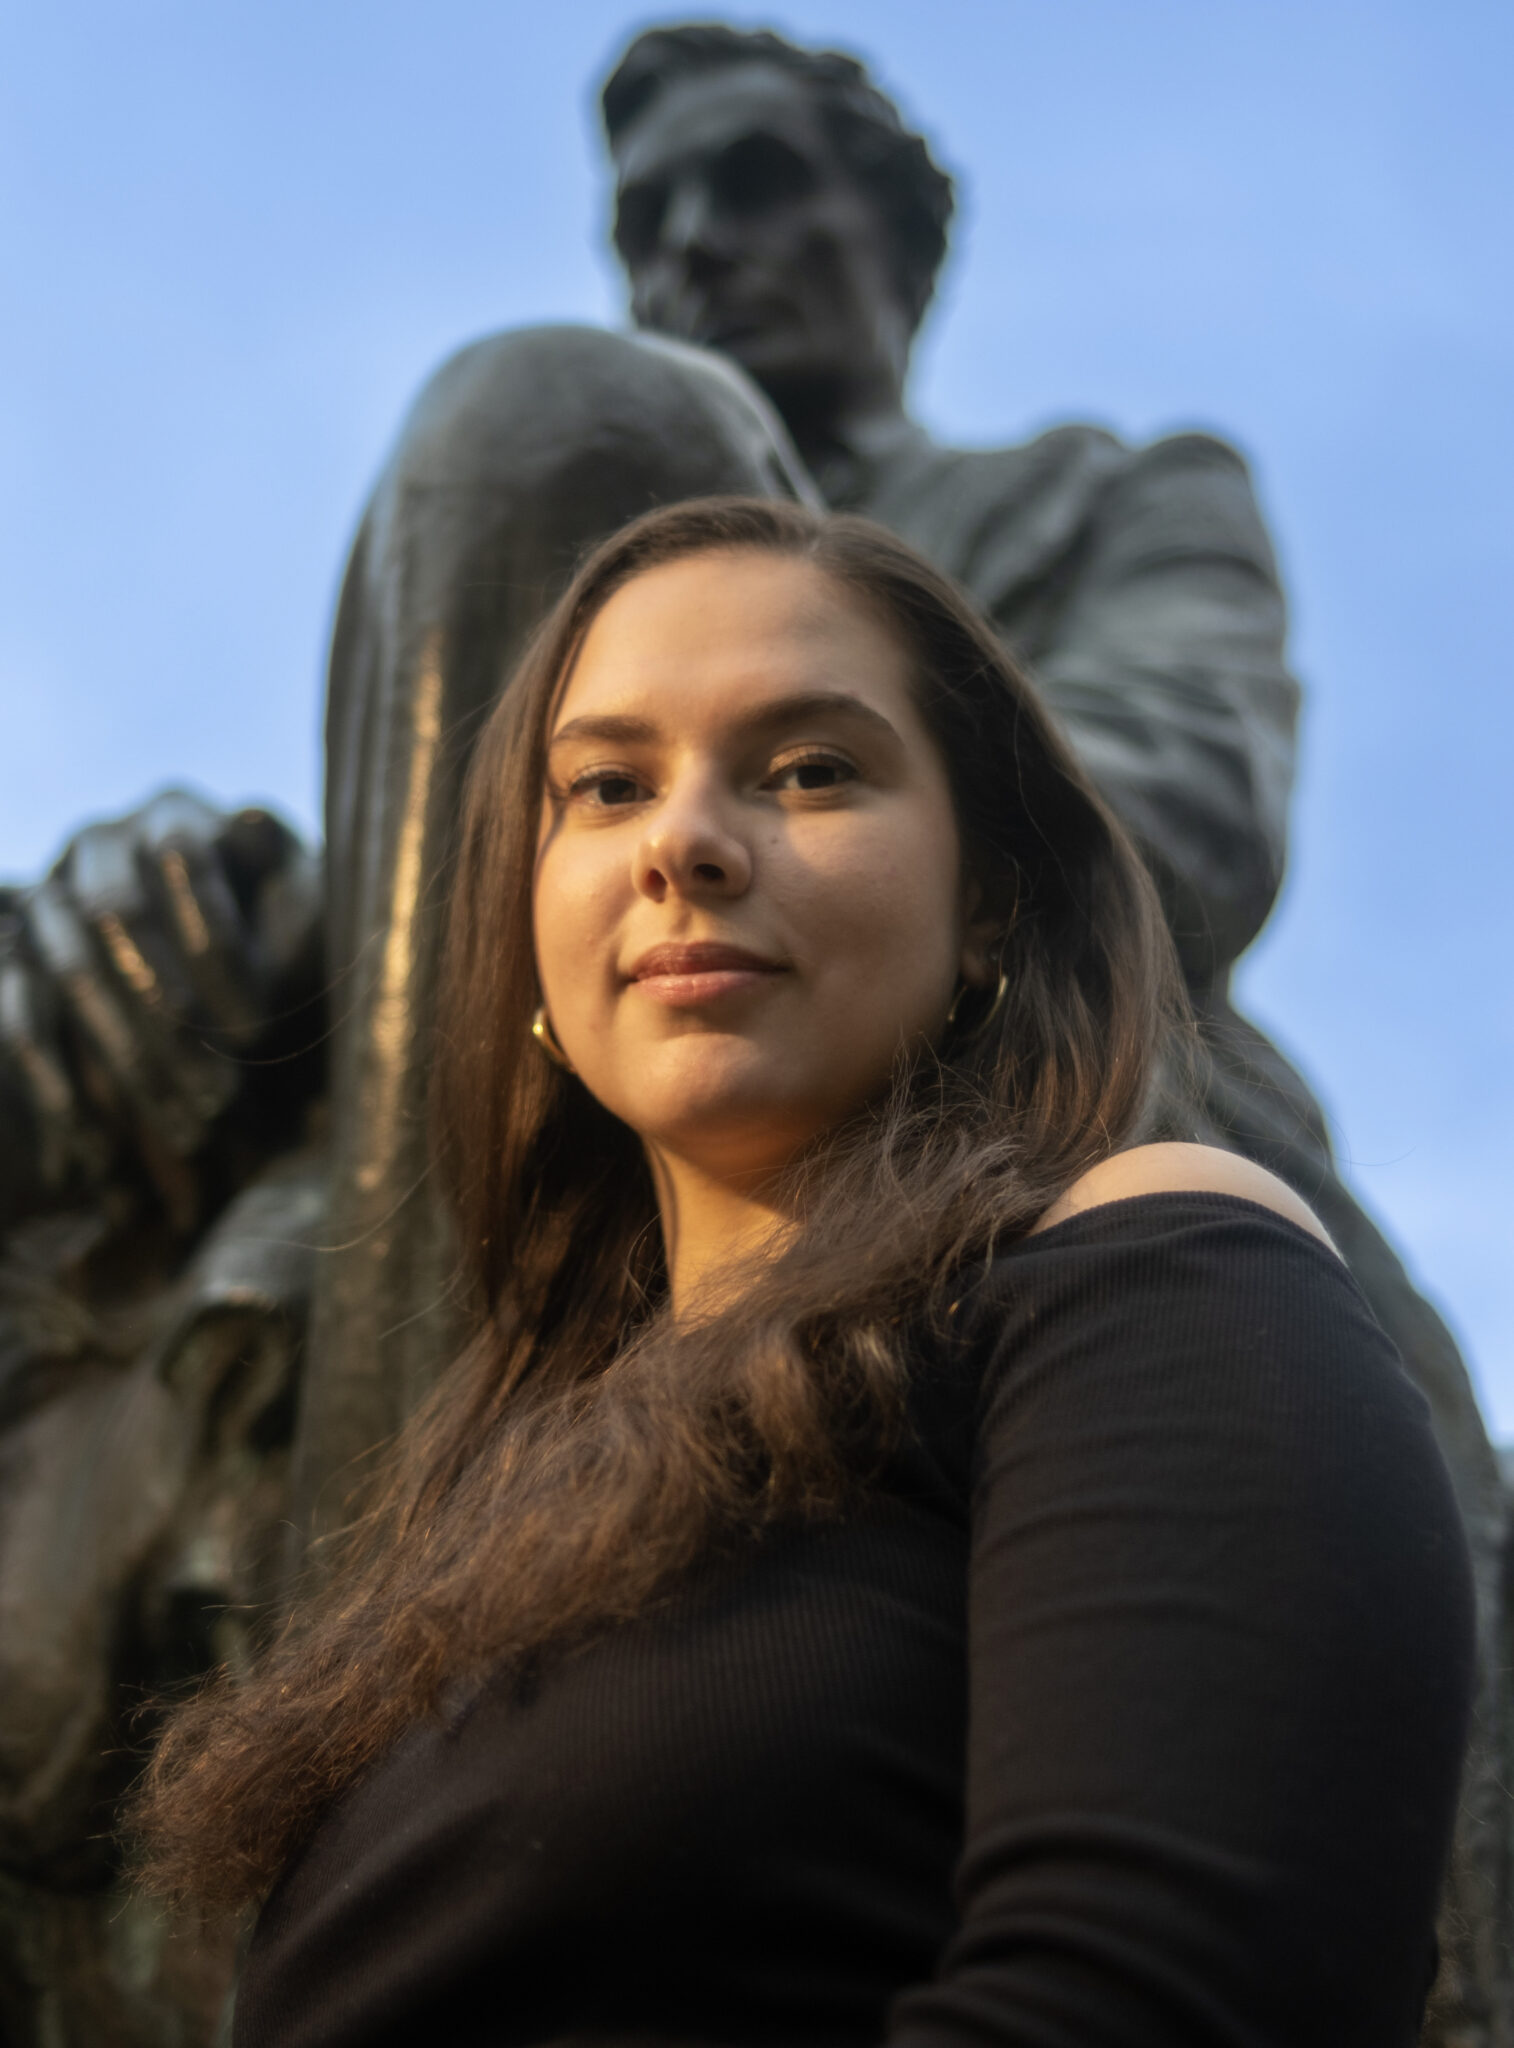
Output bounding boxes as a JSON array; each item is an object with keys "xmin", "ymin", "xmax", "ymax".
[{"xmin": 534, "ymin": 548, "xmax": 980, "ymax": 1185}]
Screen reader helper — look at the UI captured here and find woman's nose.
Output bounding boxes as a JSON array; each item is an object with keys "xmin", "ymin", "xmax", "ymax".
[{"xmin": 633, "ymin": 784, "xmax": 752, "ymax": 902}]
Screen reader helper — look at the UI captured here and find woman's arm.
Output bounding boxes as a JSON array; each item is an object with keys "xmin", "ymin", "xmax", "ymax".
[{"xmin": 889, "ymin": 1192, "xmax": 1474, "ymax": 2047}]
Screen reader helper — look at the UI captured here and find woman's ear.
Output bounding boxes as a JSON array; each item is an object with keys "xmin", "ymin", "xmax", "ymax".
[
  {"xmin": 958, "ymin": 924, "xmax": 1000, "ymax": 990},
  {"xmin": 959, "ymin": 904, "xmax": 1007, "ymax": 989},
  {"xmin": 958, "ymin": 866, "xmax": 1016, "ymax": 989}
]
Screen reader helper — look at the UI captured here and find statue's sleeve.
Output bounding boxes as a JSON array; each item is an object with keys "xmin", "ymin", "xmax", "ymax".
[{"xmin": 1005, "ymin": 433, "xmax": 1299, "ymax": 979}]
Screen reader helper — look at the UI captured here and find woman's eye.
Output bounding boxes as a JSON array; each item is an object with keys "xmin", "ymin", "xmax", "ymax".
[
  {"xmin": 768, "ymin": 754, "xmax": 857, "ymax": 794},
  {"xmin": 570, "ymin": 771, "xmax": 646, "ymax": 807}
]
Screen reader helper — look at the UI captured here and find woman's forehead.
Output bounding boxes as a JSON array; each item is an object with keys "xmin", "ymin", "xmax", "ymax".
[{"xmin": 554, "ymin": 549, "xmax": 916, "ymax": 731}]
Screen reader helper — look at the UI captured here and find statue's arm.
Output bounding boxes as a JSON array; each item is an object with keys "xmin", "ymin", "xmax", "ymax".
[
  {"xmin": 0, "ymin": 792, "xmax": 325, "ymax": 1233},
  {"xmin": 1013, "ymin": 432, "xmax": 1299, "ymax": 980}
]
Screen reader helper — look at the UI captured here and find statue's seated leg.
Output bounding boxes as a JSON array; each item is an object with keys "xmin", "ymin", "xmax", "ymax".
[{"xmin": 301, "ymin": 327, "xmax": 816, "ymax": 1546}]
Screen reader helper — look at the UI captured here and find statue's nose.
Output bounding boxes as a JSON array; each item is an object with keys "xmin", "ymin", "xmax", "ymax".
[{"xmin": 661, "ymin": 179, "xmax": 727, "ymax": 265}]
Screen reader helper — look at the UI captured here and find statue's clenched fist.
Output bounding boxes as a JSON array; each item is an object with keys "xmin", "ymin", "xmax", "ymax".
[{"xmin": 0, "ymin": 789, "xmax": 323, "ymax": 1232}]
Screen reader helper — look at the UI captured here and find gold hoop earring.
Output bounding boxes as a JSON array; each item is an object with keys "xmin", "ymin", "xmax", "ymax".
[
  {"xmin": 945, "ymin": 964, "xmax": 1009, "ymax": 1037},
  {"xmin": 946, "ymin": 907, "xmax": 1015, "ymax": 1038},
  {"xmin": 978, "ymin": 964, "xmax": 1009, "ymax": 1032},
  {"xmin": 531, "ymin": 1005, "xmax": 575, "ymax": 1072}
]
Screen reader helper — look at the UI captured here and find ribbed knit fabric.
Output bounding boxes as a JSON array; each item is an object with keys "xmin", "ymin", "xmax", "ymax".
[{"xmin": 233, "ymin": 1194, "xmax": 1474, "ymax": 2048}]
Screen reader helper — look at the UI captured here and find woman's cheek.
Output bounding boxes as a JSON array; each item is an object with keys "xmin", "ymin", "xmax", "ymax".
[
  {"xmin": 537, "ymin": 843, "xmax": 623, "ymax": 984},
  {"xmin": 802, "ymin": 847, "xmax": 934, "ymax": 968}
]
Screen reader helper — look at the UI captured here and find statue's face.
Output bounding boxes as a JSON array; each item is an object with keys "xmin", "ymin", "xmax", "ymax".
[{"xmin": 611, "ymin": 62, "xmax": 910, "ymax": 416}]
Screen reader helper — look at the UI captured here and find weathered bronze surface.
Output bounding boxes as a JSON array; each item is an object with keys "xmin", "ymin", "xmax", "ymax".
[{"xmin": 0, "ymin": 24, "xmax": 1506, "ymax": 2044}]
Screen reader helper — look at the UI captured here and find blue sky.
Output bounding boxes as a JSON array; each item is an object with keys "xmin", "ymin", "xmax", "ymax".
[{"xmin": 2, "ymin": 1, "xmax": 1510, "ymax": 1428}]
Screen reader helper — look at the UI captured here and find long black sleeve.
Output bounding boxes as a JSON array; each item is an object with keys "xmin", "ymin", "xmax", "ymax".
[{"xmin": 890, "ymin": 1194, "xmax": 1474, "ymax": 2047}]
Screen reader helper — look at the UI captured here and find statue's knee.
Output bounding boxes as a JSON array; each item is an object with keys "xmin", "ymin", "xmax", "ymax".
[{"xmin": 387, "ymin": 324, "xmax": 814, "ymax": 515}]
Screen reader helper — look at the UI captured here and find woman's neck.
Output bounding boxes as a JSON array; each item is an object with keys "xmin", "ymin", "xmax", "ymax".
[{"xmin": 648, "ymin": 1150, "xmax": 797, "ymax": 1318}]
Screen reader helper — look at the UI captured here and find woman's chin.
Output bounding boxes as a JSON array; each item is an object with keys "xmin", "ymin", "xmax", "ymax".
[
  {"xmin": 609, "ymin": 1068, "xmax": 824, "ymax": 1178},
  {"xmin": 586, "ymin": 1023, "xmax": 892, "ymax": 1179}
]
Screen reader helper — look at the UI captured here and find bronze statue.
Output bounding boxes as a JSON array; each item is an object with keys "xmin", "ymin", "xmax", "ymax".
[{"xmin": 0, "ymin": 24, "xmax": 1507, "ymax": 2044}]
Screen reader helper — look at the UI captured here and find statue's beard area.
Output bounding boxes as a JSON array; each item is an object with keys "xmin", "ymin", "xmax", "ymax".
[
  {"xmin": 721, "ymin": 329, "xmax": 908, "ymax": 462},
  {"xmin": 633, "ymin": 254, "xmax": 909, "ymax": 447},
  {"xmin": 740, "ymin": 358, "xmax": 858, "ymax": 432}
]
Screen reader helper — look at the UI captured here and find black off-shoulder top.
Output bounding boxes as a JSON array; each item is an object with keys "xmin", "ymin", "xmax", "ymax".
[{"xmin": 234, "ymin": 1194, "xmax": 1475, "ymax": 2048}]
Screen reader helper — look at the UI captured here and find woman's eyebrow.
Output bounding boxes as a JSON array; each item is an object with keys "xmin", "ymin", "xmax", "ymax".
[
  {"xmin": 741, "ymin": 691, "xmax": 902, "ymax": 745},
  {"xmin": 547, "ymin": 713, "xmax": 658, "ymax": 750},
  {"xmin": 547, "ymin": 693, "xmax": 901, "ymax": 751}
]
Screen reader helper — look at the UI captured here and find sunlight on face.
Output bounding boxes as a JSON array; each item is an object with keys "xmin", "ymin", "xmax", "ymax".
[{"xmin": 533, "ymin": 549, "xmax": 972, "ymax": 1188}]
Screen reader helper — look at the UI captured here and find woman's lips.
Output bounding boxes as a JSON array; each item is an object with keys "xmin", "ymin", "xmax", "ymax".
[{"xmin": 626, "ymin": 942, "xmax": 786, "ymax": 1008}]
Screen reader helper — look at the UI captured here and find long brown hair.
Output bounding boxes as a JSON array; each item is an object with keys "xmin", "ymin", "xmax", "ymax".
[{"xmin": 131, "ymin": 498, "xmax": 1186, "ymax": 1911}]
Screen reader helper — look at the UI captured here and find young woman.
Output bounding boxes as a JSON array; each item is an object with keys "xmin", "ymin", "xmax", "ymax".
[{"xmin": 137, "ymin": 499, "xmax": 1472, "ymax": 2047}]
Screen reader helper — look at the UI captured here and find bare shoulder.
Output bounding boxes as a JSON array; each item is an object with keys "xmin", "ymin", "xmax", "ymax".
[{"xmin": 1031, "ymin": 1143, "xmax": 1340, "ymax": 1257}]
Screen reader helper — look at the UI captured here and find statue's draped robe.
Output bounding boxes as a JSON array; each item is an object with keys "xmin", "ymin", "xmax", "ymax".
[{"xmin": 298, "ymin": 326, "xmax": 1508, "ymax": 2042}]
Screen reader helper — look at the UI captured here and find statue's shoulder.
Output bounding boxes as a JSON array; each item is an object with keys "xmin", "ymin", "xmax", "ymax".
[
  {"xmin": 923, "ymin": 419, "xmax": 1123, "ymax": 488},
  {"xmin": 950, "ymin": 418, "xmax": 1257, "ymax": 489},
  {"xmin": 869, "ymin": 416, "xmax": 1281, "ymax": 615},
  {"xmin": 973, "ymin": 420, "xmax": 1274, "ymax": 558},
  {"xmin": 901, "ymin": 421, "xmax": 1257, "ymax": 539},
  {"xmin": 1119, "ymin": 425, "xmax": 1260, "ymax": 489},
  {"xmin": 1079, "ymin": 425, "xmax": 1277, "ymax": 565},
  {"xmin": 872, "ymin": 420, "xmax": 1122, "ymax": 531}
]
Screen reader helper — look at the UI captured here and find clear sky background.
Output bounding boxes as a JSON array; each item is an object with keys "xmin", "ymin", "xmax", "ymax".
[{"xmin": 3, "ymin": 2, "xmax": 1510, "ymax": 1427}]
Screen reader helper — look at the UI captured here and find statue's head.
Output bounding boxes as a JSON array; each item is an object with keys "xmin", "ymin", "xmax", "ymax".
[{"xmin": 602, "ymin": 24, "xmax": 954, "ymax": 422}]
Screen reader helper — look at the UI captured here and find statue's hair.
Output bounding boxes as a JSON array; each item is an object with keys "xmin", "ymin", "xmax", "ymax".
[
  {"xmin": 129, "ymin": 498, "xmax": 1187, "ymax": 1914},
  {"xmin": 602, "ymin": 23, "xmax": 955, "ymax": 333}
]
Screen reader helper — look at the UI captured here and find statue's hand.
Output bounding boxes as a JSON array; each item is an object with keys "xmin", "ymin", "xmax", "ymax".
[{"xmin": 0, "ymin": 790, "xmax": 321, "ymax": 1228}]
